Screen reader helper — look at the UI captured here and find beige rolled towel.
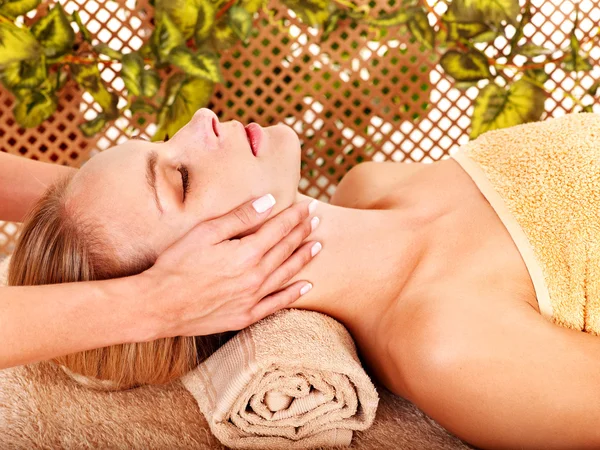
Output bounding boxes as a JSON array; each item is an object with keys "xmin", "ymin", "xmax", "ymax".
[{"xmin": 181, "ymin": 309, "xmax": 380, "ymax": 449}]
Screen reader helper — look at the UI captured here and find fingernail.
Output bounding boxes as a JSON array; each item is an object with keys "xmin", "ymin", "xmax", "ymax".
[
  {"xmin": 311, "ymin": 242, "xmax": 322, "ymax": 257},
  {"xmin": 308, "ymin": 199, "xmax": 318, "ymax": 215},
  {"xmin": 310, "ymin": 216, "xmax": 320, "ymax": 232},
  {"xmin": 300, "ymin": 283, "xmax": 313, "ymax": 296},
  {"xmin": 252, "ymin": 194, "xmax": 276, "ymax": 213}
]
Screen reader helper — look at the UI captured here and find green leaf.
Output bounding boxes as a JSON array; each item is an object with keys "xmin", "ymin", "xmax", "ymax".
[
  {"xmin": 0, "ymin": 54, "xmax": 46, "ymax": 89},
  {"xmin": 447, "ymin": 0, "xmax": 520, "ymax": 28},
  {"xmin": 517, "ymin": 43, "xmax": 555, "ymax": 58},
  {"xmin": 440, "ymin": 20, "xmax": 490, "ymax": 42},
  {"xmin": 168, "ymin": 47, "xmax": 223, "ymax": 83},
  {"xmin": 70, "ymin": 63, "xmax": 119, "ymax": 118},
  {"xmin": 121, "ymin": 52, "xmax": 144, "ymax": 96},
  {"xmin": 0, "ymin": 22, "xmax": 41, "ymax": 67},
  {"xmin": 0, "ymin": 0, "xmax": 40, "ymax": 19},
  {"xmin": 407, "ymin": 8, "xmax": 434, "ymax": 49},
  {"xmin": 71, "ymin": 10, "xmax": 92, "ymax": 42},
  {"xmin": 281, "ymin": 0, "xmax": 333, "ymax": 28},
  {"xmin": 321, "ymin": 9, "xmax": 342, "ymax": 41},
  {"xmin": 508, "ymin": 0, "xmax": 532, "ymax": 55},
  {"xmin": 155, "ymin": 0, "xmax": 201, "ymax": 39},
  {"xmin": 470, "ymin": 79, "xmax": 546, "ymax": 139},
  {"xmin": 31, "ymin": 3, "xmax": 75, "ymax": 58},
  {"xmin": 194, "ymin": 0, "xmax": 216, "ymax": 44},
  {"xmin": 79, "ymin": 113, "xmax": 107, "ymax": 137},
  {"xmin": 150, "ymin": 13, "xmax": 185, "ymax": 63},
  {"xmin": 439, "ymin": 6, "xmax": 495, "ymax": 43},
  {"xmin": 580, "ymin": 104, "xmax": 594, "ymax": 113},
  {"xmin": 587, "ymin": 81, "xmax": 600, "ymax": 96},
  {"xmin": 228, "ymin": 5, "xmax": 252, "ymax": 42},
  {"xmin": 152, "ymin": 73, "xmax": 214, "ymax": 142},
  {"xmin": 12, "ymin": 90, "xmax": 57, "ymax": 128},
  {"xmin": 563, "ymin": 52, "xmax": 593, "ymax": 72},
  {"xmin": 138, "ymin": 42, "xmax": 154, "ymax": 59},
  {"xmin": 523, "ymin": 68, "xmax": 549, "ymax": 84},
  {"xmin": 240, "ymin": 0, "xmax": 266, "ymax": 14},
  {"xmin": 470, "ymin": 29, "xmax": 499, "ymax": 43},
  {"xmin": 454, "ymin": 80, "xmax": 480, "ymax": 91},
  {"xmin": 562, "ymin": 9, "xmax": 593, "ymax": 72},
  {"xmin": 366, "ymin": 9, "xmax": 409, "ymax": 27},
  {"xmin": 212, "ymin": 21, "xmax": 239, "ymax": 50},
  {"xmin": 141, "ymin": 69, "xmax": 160, "ymax": 97},
  {"xmin": 440, "ymin": 49, "xmax": 491, "ymax": 82},
  {"xmin": 94, "ymin": 43, "xmax": 123, "ymax": 60},
  {"xmin": 121, "ymin": 54, "xmax": 160, "ymax": 98},
  {"xmin": 130, "ymin": 97, "xmax": 155, "ymax": 114},
  {"xmin": 48, "ymin": 65, "xmax": 68, "ymax": 91}
]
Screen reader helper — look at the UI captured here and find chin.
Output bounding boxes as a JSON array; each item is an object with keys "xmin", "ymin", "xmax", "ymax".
[{"xmin": 272, "ymin": 123, "xmax": 301, "ymax": 152}]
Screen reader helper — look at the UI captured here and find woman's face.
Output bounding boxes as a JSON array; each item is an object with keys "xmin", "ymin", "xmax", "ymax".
[{"xmin": 66, "ymin": 108, "xmax": 301, "ymax": 260}]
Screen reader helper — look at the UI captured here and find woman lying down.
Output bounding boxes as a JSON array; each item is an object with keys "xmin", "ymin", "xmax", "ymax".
[{"xmin": 8, "ymin": 108, "xmax": 600, "ymax": 449}]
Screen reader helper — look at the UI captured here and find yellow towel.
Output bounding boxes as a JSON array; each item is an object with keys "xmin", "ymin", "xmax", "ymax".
[
  {"xmin": 450, "ymin": 112, "xmax": 600, "ymax": 334},
  {"xmin": 181, "ymin": 309, "xmax": 380, "ymax": 449}
]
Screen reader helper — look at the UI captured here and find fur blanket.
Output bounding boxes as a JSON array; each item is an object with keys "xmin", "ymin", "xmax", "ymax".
[{"xmin": 0, "ymin": 363, "xmax": 471, "ymax": 449}]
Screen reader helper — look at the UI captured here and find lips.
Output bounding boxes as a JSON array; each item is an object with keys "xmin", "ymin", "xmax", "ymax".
[{"xmin": 244, "ymin": 123, "xmax": 263, "ymax": 156}]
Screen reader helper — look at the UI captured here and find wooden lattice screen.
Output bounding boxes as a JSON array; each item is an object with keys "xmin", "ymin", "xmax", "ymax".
[{"xmin": 1, "ymin": 0, "xmax": 599, "ymax": 255}]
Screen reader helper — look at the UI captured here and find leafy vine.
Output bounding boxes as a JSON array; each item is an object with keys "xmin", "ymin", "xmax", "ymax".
[{"xmin": 0, "ymin": 0, "xmax": 597, "ymax": 141}]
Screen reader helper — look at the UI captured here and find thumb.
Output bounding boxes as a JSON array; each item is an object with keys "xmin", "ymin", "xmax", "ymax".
[{"xmin": 199, "ymin": 194, "xmax": 276, "ymax": 244}]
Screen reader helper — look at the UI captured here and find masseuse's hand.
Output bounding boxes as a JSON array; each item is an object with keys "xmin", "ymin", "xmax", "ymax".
[{"xmin": 143, "ymin": 195, "xmax": 320, "ymax": 338}]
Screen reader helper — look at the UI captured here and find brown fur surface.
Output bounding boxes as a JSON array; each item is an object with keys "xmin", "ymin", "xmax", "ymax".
[{"xmin": 0, "ymin": 362, "xmax": 473, "ymax": 449}]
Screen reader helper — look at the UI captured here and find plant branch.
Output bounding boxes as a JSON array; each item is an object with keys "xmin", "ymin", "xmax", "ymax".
[
  {"xmin": 60, "ymin": 54, "xmax": 118, "ymax": 65},
  {"xmin": 216, "ymin": 0, "xmax": 237, "ymax": 20}
]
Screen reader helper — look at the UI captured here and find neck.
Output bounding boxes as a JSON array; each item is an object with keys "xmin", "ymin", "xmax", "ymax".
[{"xmin": 289, "ymin": 193, "xmax": 430, "ymax": 333}]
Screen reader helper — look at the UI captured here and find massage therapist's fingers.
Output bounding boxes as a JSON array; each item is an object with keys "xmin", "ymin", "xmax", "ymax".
[
  {"xmin": 258, "ymin": 240, "xmax": 321, "ymax": 299},
  {"xmin": 200, "ymin": 194, "xmax": 278, "ymax": 244},
  {"xmin": 241, "ymin": 198, "xmax": 316, "ymax": 258},
  {"xmin": 256, "ymin": 215, "xmax": 319, "ymax": 281},
  {"xmin": 246, "ymin": 281, "xmax": 313, "ymax": 326}
]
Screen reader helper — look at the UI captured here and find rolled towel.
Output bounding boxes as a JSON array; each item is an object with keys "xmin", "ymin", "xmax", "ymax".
[{"xmin": 181, "ymin": 309, "xmax": 379, "ymax": 449}]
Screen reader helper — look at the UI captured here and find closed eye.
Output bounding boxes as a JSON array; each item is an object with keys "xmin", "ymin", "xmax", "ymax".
[{"xmin": 178, "ymin": 166, "xmax": 190, "ymax": 202}]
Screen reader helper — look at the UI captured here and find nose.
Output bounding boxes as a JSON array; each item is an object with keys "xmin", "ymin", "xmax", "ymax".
[{"xmin": 192, "ymin": 108, "xmax": 221, "ymax": 138}]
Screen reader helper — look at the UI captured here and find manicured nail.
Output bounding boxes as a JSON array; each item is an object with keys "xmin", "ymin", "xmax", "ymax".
[
  {"xmin": 252, "ymin": 194, "xmax": 276, "ymax": 213},
  {"xmin": 300, "ymin": 283, "xmax": 313, "ymax": 296},
  {"xmin": 308, "ymin": 199, "xmax": 318, "ymax": 215},
  {"xmin": 310, "ymin": 216, "xmax": 320, "ymax": 232},
  {"xmin": 311, "ymin": 242, "xmax": 322, "ymax": 257}
]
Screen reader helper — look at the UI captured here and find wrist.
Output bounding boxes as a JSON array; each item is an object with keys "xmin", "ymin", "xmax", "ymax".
[
  {"xmin": 97, "ymin": 273, "xmax": 164, "ymax": 344},
  {"xmin": 125, "ymin": 269, "xmax": 172, "ymax": 342}
]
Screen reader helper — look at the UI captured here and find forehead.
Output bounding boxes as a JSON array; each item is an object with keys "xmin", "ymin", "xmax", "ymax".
[
  {"xmin": 65, "ymin": 140, "xmax": 161, "ymax": 255},
  {"xmin": 81, "ymin": 139, "xmax": 154, "ymax": 175}
]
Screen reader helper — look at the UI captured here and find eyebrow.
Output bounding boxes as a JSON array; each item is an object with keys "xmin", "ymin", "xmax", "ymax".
[{"xmin": 146, "ymin": 151, "xmax": 164, "ymax": 214}]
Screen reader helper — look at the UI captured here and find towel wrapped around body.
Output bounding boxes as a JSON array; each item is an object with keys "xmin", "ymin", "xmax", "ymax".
[
  {"xmin": 181, "ymin": 309, "xmax": 380, "ymax": 449},
  {"xmin": 450, "ymin": 112, "xmax": 600, "ymax": 334}
]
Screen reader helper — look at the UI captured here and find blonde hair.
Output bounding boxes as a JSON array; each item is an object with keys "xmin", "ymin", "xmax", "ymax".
[{"xmin": 8, "ymin": 175, "xmax": 228, "ymax": 390}]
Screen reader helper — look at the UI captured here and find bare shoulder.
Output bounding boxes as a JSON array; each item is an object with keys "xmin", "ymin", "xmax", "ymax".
[{"xmin": 330, "ymin": 161, "xmax": 424, "ymax": 209}]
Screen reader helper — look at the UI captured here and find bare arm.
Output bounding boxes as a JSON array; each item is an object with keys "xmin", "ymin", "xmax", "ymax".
[
  {"xmin": 0, "ymin": 275, "xmax": 145, "ymax": 369},
  {"xmin": 0, "ymin": 197, "xmax": 320, "ymax": 370},
  {"xmin": 0, "ymin": 152, "xmax": 76, "ymax": 222},
  {"xmin": 394, "ymin": 297, "xmax": 600, "ymax": 450}
]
